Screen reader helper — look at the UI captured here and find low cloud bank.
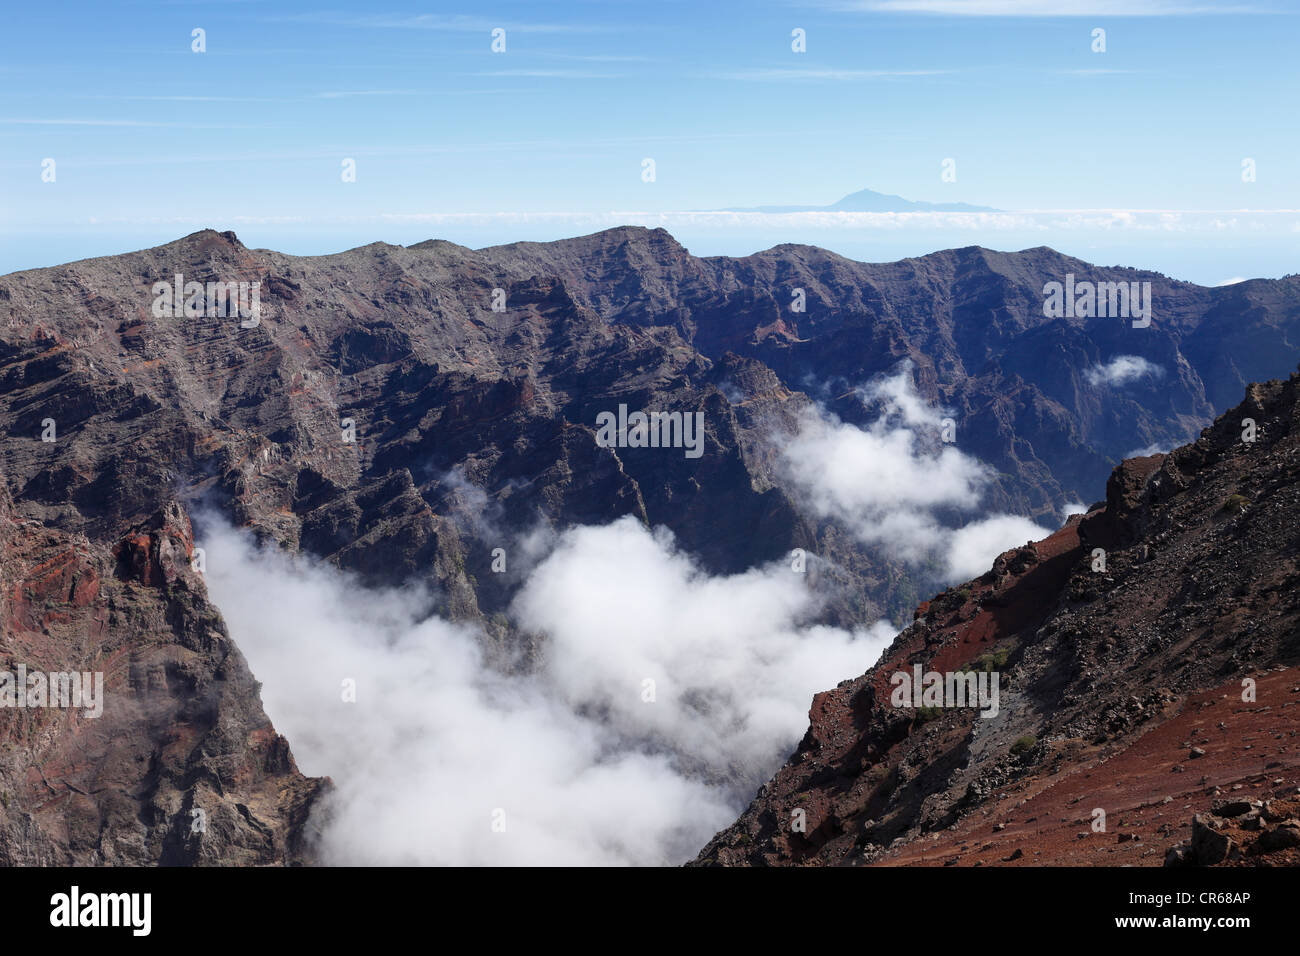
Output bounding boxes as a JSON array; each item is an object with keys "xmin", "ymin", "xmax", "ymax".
[
  {"xmin": 779, "ymin": 366, "xmax": 1054, "ymax": 581},
  {"xmin": 203, "ymin": 516, "xmax": 895, "ymax": 866}
]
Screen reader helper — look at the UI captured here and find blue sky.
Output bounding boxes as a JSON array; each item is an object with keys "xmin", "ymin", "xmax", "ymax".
[{"xmin": 2, "ymin": 0, "xmax": 1298, "ymax": 282}]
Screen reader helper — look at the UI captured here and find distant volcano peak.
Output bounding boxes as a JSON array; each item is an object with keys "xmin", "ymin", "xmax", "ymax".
[{"xmin": 725, "ymin": 187, "xmax": 999, "ymax": 214}]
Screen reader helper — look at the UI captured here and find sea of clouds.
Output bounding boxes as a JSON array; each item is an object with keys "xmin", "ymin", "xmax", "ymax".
[{"xmin": 204, "ymin": 516, "xmax": 895, "ymax": 865}]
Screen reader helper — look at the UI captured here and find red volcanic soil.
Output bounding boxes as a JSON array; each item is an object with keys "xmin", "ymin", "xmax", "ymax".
[{"xmin": 882, "ymin": 667, "xmax": 1300, "ymax": 867}]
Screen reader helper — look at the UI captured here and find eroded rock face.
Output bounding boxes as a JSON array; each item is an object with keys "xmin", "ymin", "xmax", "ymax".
[
  {"xmin": 2, "ymin": 227, "xmax": 1300, "ymax": 865},
  {"xmin": 0, "ymin": 487, "xmax": 323, "ymax": 864},
  {"xmin": 693, "ymin": 370, "xmax": 1300, "ymax": 867},
  {"xmin": 5, "ymin": 229, "xmax": 1300, "ymax": 622}
]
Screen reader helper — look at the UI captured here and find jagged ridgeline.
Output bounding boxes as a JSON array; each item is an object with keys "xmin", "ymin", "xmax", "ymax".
[{"xmin": 1, "ymin": 227, "xmax": 1298, "ymax": 863}]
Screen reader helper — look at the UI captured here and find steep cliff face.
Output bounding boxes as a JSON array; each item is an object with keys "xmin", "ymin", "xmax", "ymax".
[
  {"xmin": 4, "ymin": 229, "xmax": 1299, "ymax": 620},
  {"xmin": 2, "ymin": 228, "xmax": 1299, "ymax": 864},
  {"xmin": 693, "ymin": 369, "xmax": 1300, "ymax": 867},
  {"xmin": 0, "ymin": 489, "xmax": 323, "ymax": 864},
  {"xmin": 472, "ymin": 233, "xmax": 1300, "ymax": 518}
]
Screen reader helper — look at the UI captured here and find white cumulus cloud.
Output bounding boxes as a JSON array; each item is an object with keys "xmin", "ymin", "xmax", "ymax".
[
  {"xmin": 946, "ymin": 515, "xmax": 1049, "ymax": 580},
  {"xmin": 778, "ymin": 365, "xmax": 1054, "ymax": 580},
  {"xmin": 1084, "ymin": 355, "xmax": 1163, "ymax": 387}
]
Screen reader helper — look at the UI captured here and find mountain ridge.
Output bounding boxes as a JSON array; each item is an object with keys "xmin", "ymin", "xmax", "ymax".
[{"xmin": 2, "ymin": 226, "xmax": 1299, "ymax": 863}]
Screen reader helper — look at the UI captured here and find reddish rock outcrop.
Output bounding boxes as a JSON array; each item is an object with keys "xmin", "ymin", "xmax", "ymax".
[{"xmin": 0, "ymin": 482, "xmax": 325, "ymax": 864}]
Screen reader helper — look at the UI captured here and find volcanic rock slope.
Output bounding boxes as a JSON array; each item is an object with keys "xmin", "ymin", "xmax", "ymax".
[
  {"xmin": 0, "ymin": 226, "xmax": 1298, "ymax": 864},
  {"xmin": 693, "ymin": 369, "xmax": 1300, "ymax": 867}
]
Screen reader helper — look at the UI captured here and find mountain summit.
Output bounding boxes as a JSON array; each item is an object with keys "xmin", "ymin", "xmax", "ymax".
[{"xmin": 726, "ymin": 187, "xmax": 1000, "ymax": 213}]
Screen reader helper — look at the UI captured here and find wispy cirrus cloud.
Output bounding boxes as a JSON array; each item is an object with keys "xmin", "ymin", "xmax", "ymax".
[
  {"xmin": 92, "ymin": 90, "xmax": 524, "ymax": 104},
  {"xmin": 264, "ymin": 12, "xmax": 615, "ymax": 33},
  {"xmin": 539, "ymin": 53, "xmax": 654, "ymax": 62},
  {"xmin": 469, "ymin": 69, "xmax": 621, "ymax": 79},
  {"xmin": 0, "ymin": 117, "xmax": 264, "ymax": 129},
  {"xmin": 709, "ymin": 68, "xmax": 952, "ymax": 81},
  {"xmin": 818, "ymin": 0, "xmax": 1270, "ymax": 14},
  {"xmin": 0, "ymin": 130, "xmax": 813, "ymax": 171},
  {"xmin": 315, "ymin": 89, "xmax": 420, "ymax": 98},
  {"xmin": 86, "ymin": 94, "xmax": 289, "ymax": 103}
]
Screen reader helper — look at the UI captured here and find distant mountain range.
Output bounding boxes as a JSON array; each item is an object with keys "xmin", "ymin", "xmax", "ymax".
[{"xmin": 724, "ymin": 187, "xmax": 1000, "ymax": 214}]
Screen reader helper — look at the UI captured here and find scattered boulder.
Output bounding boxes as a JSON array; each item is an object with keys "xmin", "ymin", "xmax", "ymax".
[
  {"xmin": 1258, "ymin": 821, "xmax": 1300, "ymax": 852},
  {"xmin": 1164, "ymin": 843, "xmax": 1193, "ymax": 867},
  {"xmin": 1190, "ymin": 814, "xmax": 1234, "ymax": 865},
  {"xmin": 1211, "ymin": 798, "xmax": 1254, "ymax": 817}
]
